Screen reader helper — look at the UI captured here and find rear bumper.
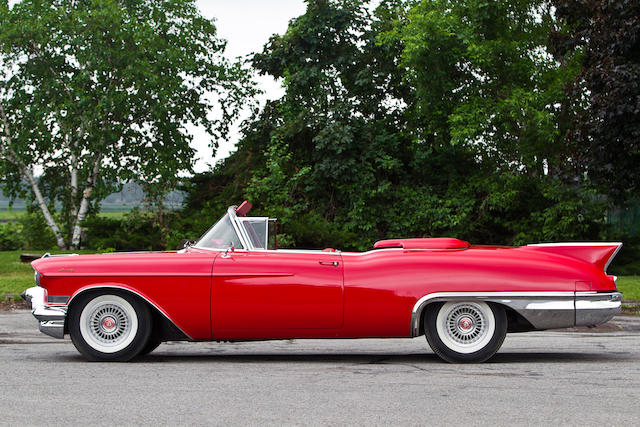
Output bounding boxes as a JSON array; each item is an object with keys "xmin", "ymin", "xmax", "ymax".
[
  {"xmin": 21, "ymin": 287, "xmax": 67, "ymax": 339},
  {"xmin": 575, "ymin": 291, "xmax": 622, "ymax": 327}
]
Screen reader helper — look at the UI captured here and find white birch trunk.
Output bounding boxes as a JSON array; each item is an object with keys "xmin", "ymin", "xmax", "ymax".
[
  {"xmin": 1, "ymin": 103, "xmax": 67, "ymax": 248},
  {"xmin": 70, "ymin": 154, "xmax": 102, "ymax": 249},
  {"xmin": 24, "ymin": 167, "xmax": 68, "ymax": 249}
]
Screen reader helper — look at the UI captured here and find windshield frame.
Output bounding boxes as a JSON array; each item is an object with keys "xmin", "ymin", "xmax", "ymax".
[{"xmin": 194, "ymin": 206, "xmax": 270, "ymax": 251}]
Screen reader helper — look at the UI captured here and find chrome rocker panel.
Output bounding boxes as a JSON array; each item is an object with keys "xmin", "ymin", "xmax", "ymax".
[
  {"xmin": 410, "ymin": 291, "xmax": 622, "ymax": 337},
  {"xmin": 22, "ymin": 287, "xmax": 67, "ymax": 339}
]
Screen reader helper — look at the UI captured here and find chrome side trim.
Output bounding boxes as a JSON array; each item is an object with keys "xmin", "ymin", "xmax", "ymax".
[
  {"xmin": 410, "ymin": 292, "xmax": 576, "ymax": 337},
  {"xmin": 67, "ymin": 285, "xmax": 193, "ymax": 340},
  {"xmin": 527, "ymin": 242, "xmax": 623, "ymax": 247}
]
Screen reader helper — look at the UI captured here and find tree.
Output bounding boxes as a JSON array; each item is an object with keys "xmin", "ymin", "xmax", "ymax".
[
  {"xmin": 180, "ymin": 0, "xmax": 606, "ymax": 250},
  {"xmin": 551, "ymin": 0, "xmax": 640, "ymax": 203},
  {"xmin": 0, "ymin": 0, "xmax": 254, "ymax": 248}
]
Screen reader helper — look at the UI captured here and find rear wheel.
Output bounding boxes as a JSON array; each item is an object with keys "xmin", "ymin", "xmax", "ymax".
[
  {"xmin": 139, "ymin": 335, "xmax": 162, "ymax": 356},
  {"xmin": 69, "ymin": 292, "xmax": 152, "ymax": 361},
  {"xmin": 425, "ymin": 301, "xmax": 507, "ymax": 363}
]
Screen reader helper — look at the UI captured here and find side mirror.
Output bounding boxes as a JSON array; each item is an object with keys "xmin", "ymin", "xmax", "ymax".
[{"xmin": 222, "ymin": 242, "xmax": 235, "ymax": 258}]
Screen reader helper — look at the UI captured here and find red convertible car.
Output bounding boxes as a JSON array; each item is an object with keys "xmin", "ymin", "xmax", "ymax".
[{"xmin": 23, "ymin": 201, "xmax": 622, "ymax": 363}]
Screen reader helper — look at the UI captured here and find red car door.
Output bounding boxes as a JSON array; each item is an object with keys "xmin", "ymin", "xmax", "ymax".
[{"xmin": 211, "ymin": 250, "xmax": 343, "ymax": 333}]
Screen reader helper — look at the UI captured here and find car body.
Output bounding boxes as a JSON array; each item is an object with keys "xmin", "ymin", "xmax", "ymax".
[{"xmin": 23, "ymin": 201, "xmax": 623, "ymax": 363}]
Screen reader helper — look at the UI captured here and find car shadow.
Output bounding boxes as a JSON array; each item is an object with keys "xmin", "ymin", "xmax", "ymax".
[{"xmin": 124, "ymin": 350, "xmax": 634, "ymax": 364}]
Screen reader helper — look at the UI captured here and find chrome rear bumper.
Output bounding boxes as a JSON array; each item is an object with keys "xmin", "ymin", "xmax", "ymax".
[
  {"xmin": 575, "ymin": 291, "xmax": 622, "ymax": 327},
  {"xmin": 21, "ymin": 287, "xmax": 67, "ymax": 339}
]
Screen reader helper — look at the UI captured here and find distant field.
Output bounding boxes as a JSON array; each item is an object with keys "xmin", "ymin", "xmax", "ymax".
[
  {"xmin": 0, "ymin": 210, "xmax": 25, "ymax": 220},
  {"xmin": 0, "ymin": 208, "xmax": 131, "ymax": 222}
]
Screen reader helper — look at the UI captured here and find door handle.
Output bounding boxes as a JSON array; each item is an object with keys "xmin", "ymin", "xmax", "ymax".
[{"xmin": 318, "ymin": 261, "xmax": 339, "ymax": 267}]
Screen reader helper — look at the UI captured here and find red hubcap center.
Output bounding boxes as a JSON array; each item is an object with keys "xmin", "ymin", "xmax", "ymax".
[
  {"xmin": 459, "ymin": 317, "xmax": 473, "ymax": 330},
  {"xmin": 102, "ymin": 316, "xmax": 116, "ymax": 331}
]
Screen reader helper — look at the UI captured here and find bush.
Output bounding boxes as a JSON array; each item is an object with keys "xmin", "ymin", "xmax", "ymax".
[
  {"xmin": 0, "ymin": 222, "xmax": 23, "ymax": 250},
  {"xmin": 607, "ymin": 234, "xmax": 640, "ymax": 275},
  {"xmin": 82, "ymin": 209, "xmax": 176, "ymax": 251},
  {"xmin": 19, "ymin": 212, "xmax": 56, "ymax": 250}
]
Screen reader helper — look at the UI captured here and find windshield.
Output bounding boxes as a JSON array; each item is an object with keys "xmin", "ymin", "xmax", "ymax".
[
  {"xmin": 195, "ymin": 214, "xmax": 244, "ymax": 250},
  {"xmin": 239, "ymin": 218, "xmax": 268, "ymax": 249}
]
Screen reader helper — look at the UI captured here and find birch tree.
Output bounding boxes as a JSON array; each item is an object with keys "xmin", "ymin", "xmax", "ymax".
[{"xmin": 0, "ymin": 0, "xmax": 254, "ymax": 249}]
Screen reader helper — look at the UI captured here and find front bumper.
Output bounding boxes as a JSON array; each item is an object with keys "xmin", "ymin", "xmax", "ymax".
[
  {"xmin": 21, "ymin": 287, "xmax": 67, "ymax": 339},
  {"xmin": 575, "ymin": 291, "xmax": 623, "ymax": 327}
]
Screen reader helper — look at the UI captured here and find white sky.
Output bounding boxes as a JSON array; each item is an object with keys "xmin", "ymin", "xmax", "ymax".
[{"xmin": 192, "ymin": 0, "xmax": 308, "ymax": 172}]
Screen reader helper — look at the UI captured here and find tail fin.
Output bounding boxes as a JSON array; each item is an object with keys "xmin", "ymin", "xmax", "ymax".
[{"xmin": 525, "ymin": 242, "xmax": 622, "ymax": 273}]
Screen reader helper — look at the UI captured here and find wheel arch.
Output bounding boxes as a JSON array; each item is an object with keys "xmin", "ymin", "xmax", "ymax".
[
  {"xmin": 410, "ymin": 292, "xmax": 567, "ymax": 337},
  {"xmin": 66, "ymin": 284, "xmax": 191, "ymax": 341}
]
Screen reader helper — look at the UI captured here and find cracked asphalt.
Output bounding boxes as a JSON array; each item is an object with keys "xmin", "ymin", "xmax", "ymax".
[{"xmin": 1, "ymin": 310, "xmax": 639, "ymax": 426}]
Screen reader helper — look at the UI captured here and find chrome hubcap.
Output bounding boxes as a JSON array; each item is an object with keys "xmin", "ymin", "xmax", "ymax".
[
  {"xmin": 89, "ymin": 304, "xmax": 130, "ymax": 344},
  {"xmin": 445, "ymin": 304, "xmax": 486, "ymax": 345}
]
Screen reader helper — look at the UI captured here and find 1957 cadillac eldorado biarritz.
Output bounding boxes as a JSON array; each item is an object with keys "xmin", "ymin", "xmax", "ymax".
[{"xmin": 22, "ymin": 201, "xmax": 623, "ymax": 363}]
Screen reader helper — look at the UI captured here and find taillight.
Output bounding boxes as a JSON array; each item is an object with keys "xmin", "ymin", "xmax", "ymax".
[{"xmin": 34, "ymin": 270, "xmax": 42, "ymax": 287}]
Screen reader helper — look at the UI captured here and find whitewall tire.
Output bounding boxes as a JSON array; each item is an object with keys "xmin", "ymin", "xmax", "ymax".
[
  {"xmin": 425, "ymin": 301, "xmax": 507, "ymax": 363},
  {"xmin": 69, "ymin": 291, "xmax": 152, "ymax": 361}
]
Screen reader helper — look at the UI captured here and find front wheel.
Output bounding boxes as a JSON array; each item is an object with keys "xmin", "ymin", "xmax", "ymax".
[
  {"xmin": 69, "ymin": 292, "xmax": 152, "ymax": 361},
  {"xmin": 425, "ymin": 301, "xmax": 507, "ymax": 363}
]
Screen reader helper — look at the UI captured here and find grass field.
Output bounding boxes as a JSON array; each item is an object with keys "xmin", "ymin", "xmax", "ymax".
[
  {"xmin": 0, "ymin": 210, "xmax": 25, "ymax": 221},
  {"xmin": 1, "ymin": 250, "xmax": 639, "ymax": 303},
  {"xmin": 0, "ymin": 210, "xmax": 130, "ymax": 222},
  {"xmin": 0, "ymin": 250, "xmax": 96, "ymax": 299},
  {"xmin": 617, "ymin": 276, "xmax": 640, "ymax": 300}
]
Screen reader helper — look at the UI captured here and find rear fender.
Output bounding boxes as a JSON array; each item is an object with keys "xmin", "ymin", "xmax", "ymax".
[{"xmin": 411, "ymin": 292, "xmax": 575, "ymax": 336}]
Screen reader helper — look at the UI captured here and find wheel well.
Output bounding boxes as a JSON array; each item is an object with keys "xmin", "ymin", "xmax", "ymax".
[
  {"xmin": 417, "ymin": 300, "xmax": 535, "ymax": 336},
  {"xmin": 65, "ymin": 287, "xmax": 189, "ymax": 340}
]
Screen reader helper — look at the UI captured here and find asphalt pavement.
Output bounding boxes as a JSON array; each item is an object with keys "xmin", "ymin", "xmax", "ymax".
[{"xmin": 1, "ymin": 310, "xmax": 639, "ymax": 426}]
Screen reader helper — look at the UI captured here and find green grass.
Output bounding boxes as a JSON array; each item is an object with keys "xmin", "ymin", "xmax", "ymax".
[
  {"xmin": 0, "ymin": 209, "xmax": 129, "ymax": 222},
  {"xmin": 0, "ymin": 250, "xmax": 97, "ymax": 299},
  {"xmin": 1, "ymin": 249, "xmax": 640, "ymax": 302},
  {"xmin": 96, "ymin": 211, "xmax": 128, "ymax": 219},
  {"xmin": 617, "ymin": 276, "xmax": 640, "ymax": 300},
  {"xmin": 0, "ymin": 251, "xmax": 33, "ymax": 297},
  {"xmin": 0, "ymin": 210, "xmax": 25, "ymax": 221}
]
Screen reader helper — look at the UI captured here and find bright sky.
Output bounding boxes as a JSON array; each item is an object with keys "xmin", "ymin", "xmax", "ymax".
[{"xmin": 192, "ymin": 0, "xmax": 308, "ymax": 172}]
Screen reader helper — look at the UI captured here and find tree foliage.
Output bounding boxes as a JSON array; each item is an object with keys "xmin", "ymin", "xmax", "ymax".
[
  {"xmin": 182, "ymin": 0, "xmax": 606, "ymax": 251},
  {"xmin": 551, "ymin": 0, "xmax": 640, "ymax": 202},
  {"xmin": 0, "ymin": 0, "xmax": 255, "ymax": 248}
]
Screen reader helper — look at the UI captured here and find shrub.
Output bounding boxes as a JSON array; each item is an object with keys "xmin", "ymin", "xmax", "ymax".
[
  {"xmin": 19, "ymin": 212, "xmax": 56, "ymax": 250},
  {"xmin": 0, "ymin": 222, "xmax": 23, "ymax": 250}
]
